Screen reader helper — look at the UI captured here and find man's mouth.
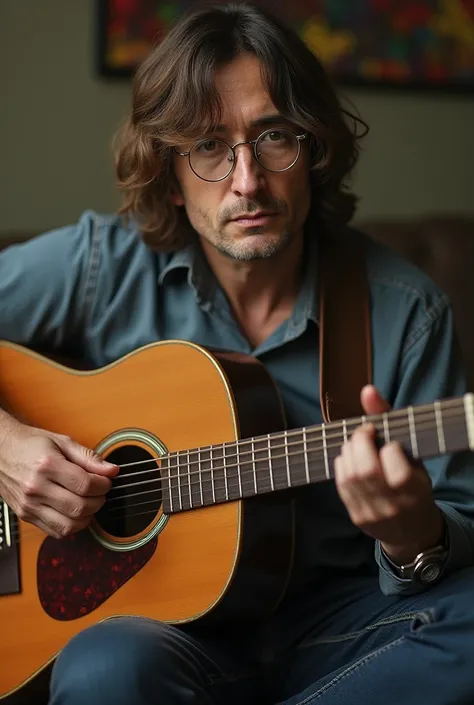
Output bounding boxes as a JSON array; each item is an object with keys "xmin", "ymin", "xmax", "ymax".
[{"xmin": 230, "ymin": 211, "xmax": 278, "ymax": 226}]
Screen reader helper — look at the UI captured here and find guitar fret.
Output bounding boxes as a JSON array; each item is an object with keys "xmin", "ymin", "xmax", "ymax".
[
  {"xmin": 2, "ymin": 501, "xmax": 11, "ymax": 548},
  {"xmin": 162, "ymin": 396, "xmax": 474, "ymax": 513},
  {"xmin": 464, "ymin": 394, "xmax": 474, "ymax": 450},
  {"xmin": 201, "ymin": 447, "xmax": 213, "ymax": 505},
  {"xmin": 188, "ymin": 450, "xmax": 201, "ymax": 508},
  {"xmin": 284, "ymin": 431, "xmax": 291, "ymax": 487},
  {"xmin": 322, "ymin": 424, "xmax": 330, "ymax": 479},
  {"xmin": 187, "ymin": 450, "xmax": 193, "ymax": 509},
  {"xmin": 176, "ymin": 450, "xmax": 191, "ymax": 511},
  {"xmin": 434, "ymin": 401, "xmax": 446, "ymax": 453},
  {"xmin": 303, "ymin": 427, "xmax": 310, "ymax": 484},
  {"xmin": 198, "ymin": 447, "xmax": 204, "ymax": 507},
  {"xmin": 223, "ymin": 443, "xmax": 229, "ymax": 501},
  {"xmin": 383, "ymin": 412, "xmax": 390, "ymax": 444},
  {"xmin": 221, "ymin": 444, "xmax": 237, "ymax": 502},
  {"xmin": 252, "ymin": 435, "xmax": 273, "ymax": 494},
  {"xmin": 176, "ymin": 452, "xmax": 183, "ymax": 511},
  {"xmin": 236, "ymin": 443, "xmax": 243, "ymax": 498},
  {"xmin": 216, "ymin": 445, "xmax": 228, "ymax": 503},
  {"xmin": 407, "ymin": 406, "xmax": 419, "ymax": 458},
  {"xmin": 267, "ymin": 435, "xmax": 275, "ymax": 492},
  {"xmin": 255, "ymin": 444, "xmax": 263, "ymax": 496},
  {"xmin": 210, "ymin": 446, "xmax": 216, "ymax": 505},
  {"xmin": 252, "ymin": 439, "xmax": 258, "ymax": 495},
  {"xmin": 267, "ymin": 434, "xmax": 287, "ymax": 491},
  {"xmin": 169, "ymin": 452, "xmax": 177, "ymax": 511},
  {"xmin": 167, "ymin": 457, "xmax": 174, "ymax": 513},
  {"xmin": 248, "ymin": 438, "xmax": 255, "ymax": 492}
]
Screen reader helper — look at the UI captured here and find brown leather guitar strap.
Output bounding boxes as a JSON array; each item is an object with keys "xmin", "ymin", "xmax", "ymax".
[{"xmin": 318, "ymin": 231, "xmax": 373, "ymax": 423}]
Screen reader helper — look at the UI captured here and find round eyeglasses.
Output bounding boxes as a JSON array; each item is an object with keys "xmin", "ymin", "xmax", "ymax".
[{"xmin": 175, "ymin": 128, "xmax": 308, "ymax": 182}]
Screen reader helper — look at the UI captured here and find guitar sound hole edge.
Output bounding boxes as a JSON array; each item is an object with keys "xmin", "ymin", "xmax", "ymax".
[{"xmin": 96, "ymin": 444, "xmax": 163, "ymax": 540}]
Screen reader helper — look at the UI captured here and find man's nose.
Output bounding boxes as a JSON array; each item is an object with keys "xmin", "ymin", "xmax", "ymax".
[{"xmin": 229, "ymin": 144, "xmax": 266, "ymax": 198}]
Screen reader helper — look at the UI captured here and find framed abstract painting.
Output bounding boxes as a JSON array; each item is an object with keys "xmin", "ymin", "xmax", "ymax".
[{"xmin": 96, "ymin": 0, "xmax": 474, "ymax": 91}]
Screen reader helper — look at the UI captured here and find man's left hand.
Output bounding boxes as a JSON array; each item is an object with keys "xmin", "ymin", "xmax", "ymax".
[{"xmin": 334, "ymin": 385, "xmax": 445, "ymax": 565}]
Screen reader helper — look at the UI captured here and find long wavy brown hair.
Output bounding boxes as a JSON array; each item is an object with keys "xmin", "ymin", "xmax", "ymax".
[{"xmin": 114, "ymin": 2, "xmax": 368, "ymax": 251}]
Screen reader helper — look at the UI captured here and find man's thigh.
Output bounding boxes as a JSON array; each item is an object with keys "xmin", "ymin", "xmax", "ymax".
[
  {"xmin": 270, "ymin": 568, "xmax": 474, "ymax": 704},
  {"xmin": 50, "ymin": 616, "xmax": 266, "ymax": 705}
]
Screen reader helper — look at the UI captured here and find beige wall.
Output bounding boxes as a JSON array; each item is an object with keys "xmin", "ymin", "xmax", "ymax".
[{"xmin": 2, "ymin": 0, "xmax": 473, "ymax": 236}]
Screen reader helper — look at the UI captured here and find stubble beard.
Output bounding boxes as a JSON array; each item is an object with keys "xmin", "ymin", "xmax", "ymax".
[
  {"xmin": 215, "ymin": 224, "xmax": 293, "ymax": 261},
  {"xmin": 190, "ymin": 196, "xmax": 292, "ymax": 262}
]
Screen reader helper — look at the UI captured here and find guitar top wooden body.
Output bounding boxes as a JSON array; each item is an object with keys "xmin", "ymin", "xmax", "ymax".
[{"xmin": 0, "ymin": 340, "xmax": 295, "ymax": 702}]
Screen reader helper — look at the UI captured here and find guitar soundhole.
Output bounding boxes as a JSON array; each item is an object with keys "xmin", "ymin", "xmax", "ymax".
[{"xmin": 95, "ymin": 445, "xmax": 162, "ymax": 538}]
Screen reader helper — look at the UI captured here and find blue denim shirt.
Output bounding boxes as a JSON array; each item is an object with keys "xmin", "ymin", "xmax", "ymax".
[{"xmin": 1, "ymin": 209, "xmax": 474, "ymax": 595}]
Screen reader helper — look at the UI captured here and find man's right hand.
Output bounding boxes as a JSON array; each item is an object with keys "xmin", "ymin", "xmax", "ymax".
[{"xmin": 0, "ymin": 417, "xmax": 119, "ymax": 539}]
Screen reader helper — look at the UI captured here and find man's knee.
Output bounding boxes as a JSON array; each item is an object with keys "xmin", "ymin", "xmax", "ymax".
[{"xmin": 50, "ymin": 617, "xmax": 196, "ymax": 704}]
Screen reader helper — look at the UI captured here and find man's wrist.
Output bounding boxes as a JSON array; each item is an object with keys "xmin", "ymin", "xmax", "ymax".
[
  {"xmin": 0, "ymin": 407, "xmax": 23, "ymax": 456},
  {"xmin": 379, "ymin": 510, "xmax": 449, "ymax": 587},
  {"xmin": 380, "ymin": 507, "xmax": 446, "ymax": 566}
]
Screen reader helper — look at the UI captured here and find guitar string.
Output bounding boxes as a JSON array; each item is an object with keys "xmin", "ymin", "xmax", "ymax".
[
  {"xmin": 4, "ymin": 407, "xmax": 468, "ymax": 529},
  {"xmin": 2, "ymin": 424, "xmax": 462, "ymax": 549},
  {"xmin": 0, "ymin": 435, "xmax": 452, "ymax": 545},
  {"xmin": 108, "ymin": 407, "xmax": 467, "ymax": 493},
  {"xmin": 5, "ymin": 409, "xmax": 468, "ymax": 546},
  {"xmin": 114, "ymin": 399, "xmax": 465, "ymax": 475},
  {"xmin": 105, "ymin": 411, "xmax": 465, "ymax": 504},
  {"xmin": 105, "ymin": 402, "xmax": 465, "ymax": 487}
]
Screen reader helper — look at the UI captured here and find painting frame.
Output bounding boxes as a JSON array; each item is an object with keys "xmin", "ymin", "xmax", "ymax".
[
  {"xmin": 96, "ymin": 0, "xmax": 131, "ymax": 79},
  {"xmin": 95, "ymin": 0, "xmax": 474, "ymax": 93}
]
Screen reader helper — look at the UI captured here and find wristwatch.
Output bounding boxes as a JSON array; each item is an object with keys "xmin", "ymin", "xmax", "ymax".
[{"xmin": 382, "ymin": 541, "xmax": 449, "ymax": 587}]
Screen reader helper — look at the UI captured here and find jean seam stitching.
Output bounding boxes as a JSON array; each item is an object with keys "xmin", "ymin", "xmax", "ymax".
[
  {"xmin": 294, "ymin": 636, "xmax": 405, "ymax": 704},
  {"xmin": 208, "ymin": 671, "xmax": 255, "ymax": 685},
  {"xmin": 298, "ymin": 611, "xmax": 420, "ymax": 647}
]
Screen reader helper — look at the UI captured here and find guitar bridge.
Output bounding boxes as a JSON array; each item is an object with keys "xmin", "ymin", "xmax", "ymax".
[{"xmin": 0, "ymin": 500, "xmax": 21, "ymax": 595}]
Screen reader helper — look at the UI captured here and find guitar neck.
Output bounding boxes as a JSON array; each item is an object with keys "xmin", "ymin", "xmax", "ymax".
[{"xmin": 161, "ymin": 394, "xmax": 474, "ymax": 514}]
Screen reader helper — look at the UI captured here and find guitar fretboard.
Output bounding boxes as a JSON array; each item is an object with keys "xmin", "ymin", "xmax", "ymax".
[{"xmin": 160, "ymin": 395, "xmax": 474, "ymax": 514}]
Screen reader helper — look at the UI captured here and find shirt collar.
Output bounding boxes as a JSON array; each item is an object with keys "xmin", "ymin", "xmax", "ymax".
[
  {"xmin": 157, "ymin": 223, "xmax": 319, "ymax": 323},
  {"xmin": 157, "ymin": 246, "xmax": 192, "ymax": 286},
  {"xmin": 157, "ymin": 242, "xmax": 216, "ymax": 309}
]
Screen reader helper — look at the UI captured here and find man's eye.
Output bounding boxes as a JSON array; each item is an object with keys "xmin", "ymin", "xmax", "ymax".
[
  {"xmin": 263, "ymin": 131, "xmax": 283, "ymax": 142},
  {"xmin": 196, "ymin": 140, "xmax": 217, "ymax": 153}
]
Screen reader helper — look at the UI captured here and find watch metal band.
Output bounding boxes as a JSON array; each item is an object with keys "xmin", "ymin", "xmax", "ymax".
[{"xmin": 382, "ymin": 544, "xmax": 448, "ymax": 586}]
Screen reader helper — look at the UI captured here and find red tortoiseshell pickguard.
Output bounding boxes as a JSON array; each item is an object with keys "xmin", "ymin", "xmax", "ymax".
[{"xmin": 37, "ymin": 530, "xmax": 157, "ymax": 620}]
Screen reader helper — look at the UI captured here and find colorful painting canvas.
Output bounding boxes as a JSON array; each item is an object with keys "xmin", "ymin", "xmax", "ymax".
[{"xmin": 97, "ymin": 0, "xmax": 474, "ymax": 90}]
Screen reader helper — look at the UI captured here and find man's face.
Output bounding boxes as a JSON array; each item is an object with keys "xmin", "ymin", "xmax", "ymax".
[{"xmin": 172, "ymin": 53, "xmax": 312, "ymax": 262}]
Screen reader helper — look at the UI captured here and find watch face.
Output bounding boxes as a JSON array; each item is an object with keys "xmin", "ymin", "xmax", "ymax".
[
  {"xmin": 416, "ymin": 555, "xmax": 446, "ymax": 585},
  {"xmin": 419, "ymin": 563, "xmax": 442, "ymax": 584}
]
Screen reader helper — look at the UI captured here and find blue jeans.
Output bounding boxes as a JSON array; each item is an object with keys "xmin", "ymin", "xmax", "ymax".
[{"xmin": 50, "ymin": 567, "xmax": 474, "ymax": 704}]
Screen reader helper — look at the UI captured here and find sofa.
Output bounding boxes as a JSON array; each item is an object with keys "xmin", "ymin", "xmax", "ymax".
[{"xmin": 360, "ymin": 216, "xmax": 474, "ymax": 390}]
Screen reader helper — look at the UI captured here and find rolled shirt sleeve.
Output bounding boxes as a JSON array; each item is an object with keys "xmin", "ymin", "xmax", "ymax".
[{"xmin": 376, "ymin": 297, "xmax": 474, "ymax": 595}]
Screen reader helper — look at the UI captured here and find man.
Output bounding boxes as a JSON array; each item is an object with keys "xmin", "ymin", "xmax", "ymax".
[{"xmin": 1, "ymin": 4, "xmax": 474, "ymax": 704}]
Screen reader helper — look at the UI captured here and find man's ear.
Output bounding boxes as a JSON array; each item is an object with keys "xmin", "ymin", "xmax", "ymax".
[
  {"xmin": 171, "ymin": 189, "xmax": 185, "ymax": 207},
  {"xmin": 170, "ymin": 171, "xmax": 185, "ymax": 207}
]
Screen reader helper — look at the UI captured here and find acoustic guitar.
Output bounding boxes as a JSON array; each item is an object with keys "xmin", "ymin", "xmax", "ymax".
[{"xmin": 0, "ymin": 339, "xmax": 473, "ymax": 702}]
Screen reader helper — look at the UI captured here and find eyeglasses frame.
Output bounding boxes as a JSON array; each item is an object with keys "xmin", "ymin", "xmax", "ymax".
[{"xmin": 174, "ymin": 128, "xmax": 309, "ymax": 183}]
